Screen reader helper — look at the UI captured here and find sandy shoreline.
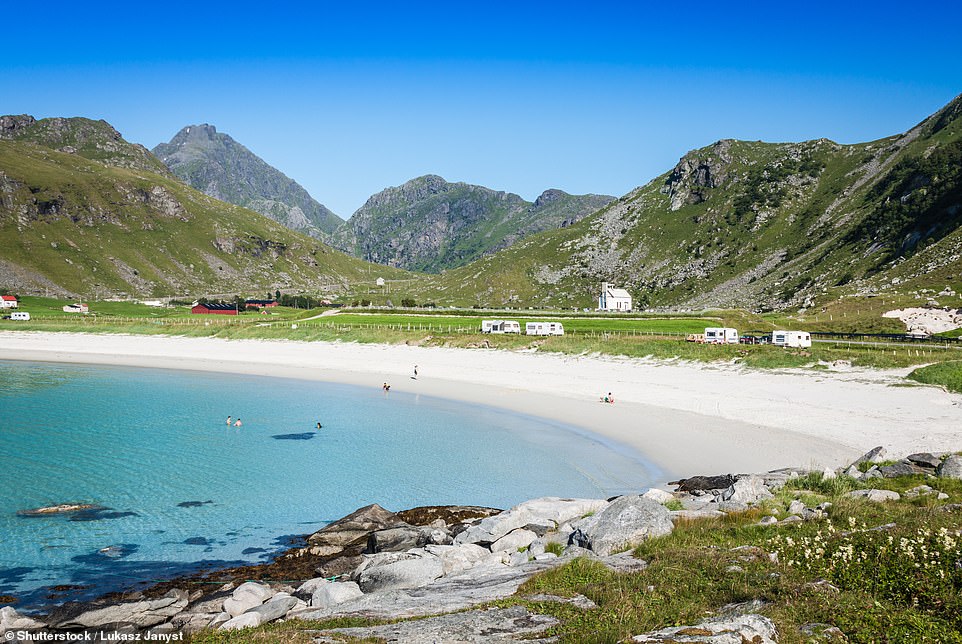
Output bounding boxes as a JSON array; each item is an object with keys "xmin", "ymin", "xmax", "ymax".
[{"xmin": 1, "ymin": 331, "xmax": 960, "ymax": 482}]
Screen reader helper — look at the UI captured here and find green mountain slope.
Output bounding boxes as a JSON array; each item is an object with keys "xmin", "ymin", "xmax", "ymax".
[
  {"xmin": 408, "ymin": 94, "xmax": 962, "ymax": 310},
  {"xmin": 0, "ymin": 139, "xmax": 406, "ymax": 298},
  {"xmin": 335, "ymin": 175, "xmax": 614, "ymax": 273},
  {"xmin": 153, "ymin": 124, "xmax": 343, "ymax": 239},
  {"xmin": 0, "ymin": 114, "xmax": 170, "ymax": 176}
]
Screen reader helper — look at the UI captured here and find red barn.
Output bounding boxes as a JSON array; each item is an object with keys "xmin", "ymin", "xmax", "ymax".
[{"xmin": 191, "ymin": 303, "xmax": 238, "ymax": 315}]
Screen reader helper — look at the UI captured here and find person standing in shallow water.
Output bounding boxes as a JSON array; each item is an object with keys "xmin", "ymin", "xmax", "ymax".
[
  {"xmin": 226, "ymin": 416, "xmax": 232, "ymax": 426},
  {"xmin": 234, "ymin": 418, "xmax": 242, "ymax": 427}
]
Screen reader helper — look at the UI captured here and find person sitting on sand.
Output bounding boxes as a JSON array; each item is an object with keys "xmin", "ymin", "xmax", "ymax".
[
  {"xmin": 234, "ymin": 418, "xmax": 242, "ymax": 427},
  {"xmin": 607, "ymin": 392, "xmax": 615, "ymax": 403}
]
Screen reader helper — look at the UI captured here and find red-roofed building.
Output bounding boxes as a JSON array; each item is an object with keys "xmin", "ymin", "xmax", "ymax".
[
  {"xmin": 191, "ymin": 303, "xmax": 238, "ymax": 315},
  {"xmin": 1, "ymin": 295, "xmax": 19, "ymax": 309}
]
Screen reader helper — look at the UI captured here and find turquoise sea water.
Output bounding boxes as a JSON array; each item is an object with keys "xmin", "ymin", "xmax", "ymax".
[{"xmin": 0, "ymin": 360, "xmax": 657, "ymax": 608}]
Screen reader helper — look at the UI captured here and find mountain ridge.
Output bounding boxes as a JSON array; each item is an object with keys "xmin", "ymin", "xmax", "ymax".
[{"xmin": 336, "ymin": 174, "xmax": 615, "ymax": 273}]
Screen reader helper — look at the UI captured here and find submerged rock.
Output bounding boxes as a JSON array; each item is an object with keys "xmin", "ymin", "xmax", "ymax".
[{"xmin": 17, "ymin": 503, "xmax": 101, "ymax": 517}]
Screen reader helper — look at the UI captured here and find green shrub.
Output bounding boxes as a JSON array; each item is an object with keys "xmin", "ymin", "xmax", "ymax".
[{"xmin": 784, "ymin": 472, "xmax": 864, "ymax": 496}]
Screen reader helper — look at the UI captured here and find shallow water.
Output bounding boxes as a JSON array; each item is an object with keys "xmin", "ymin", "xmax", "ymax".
[{"xmin": 0, "ymin": 360, "xmax": 657, "ymax": 607}]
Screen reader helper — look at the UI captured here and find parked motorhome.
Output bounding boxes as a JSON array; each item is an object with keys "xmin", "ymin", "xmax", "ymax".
[
  {"xmin": 704, "ymin": 327, "xmax": 739, "ymax": 344},
  {"xmin": 772, "ymin": 330, "xmax": 812, "ymax": 348},
  {"xmin": 525, "ymin": 321, "xmax": 564, "ymax": 336},
  {"xmin": 480, "ymin": 320, "xmax": 521, "ymax": 334},
  {"xmin": 10, "ymin": 311, "xmax": 30, "ymax": 321}
]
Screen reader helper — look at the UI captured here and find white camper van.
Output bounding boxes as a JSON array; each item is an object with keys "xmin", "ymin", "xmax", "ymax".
[
  {"xmin": 480, "ymin": 320, "xmax": 521, "ymax": 334},
  {"xmin": 704, "ymin": 327, "xmax": 739, "ymax": 344},
  {"xmin": 10, "ymin": 311, "xmax": 30, "ymax": 321},
  {"xmin": 772, "ymin": 330, "xmax": 812, "ymax": 348},
  {"xmin": 525, "ymin": 321, "xmax": 564, "ymax": 336}
]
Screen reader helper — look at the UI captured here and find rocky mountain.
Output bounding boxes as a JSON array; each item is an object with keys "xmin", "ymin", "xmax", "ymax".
[
  {"xmin": 153, "ymin": 125, "xmax": 343, "ymax": 240},
  {"xmin": 336, "ymin": 175, "xmax": 614, "ymax": 273},
  {"xmin": 0, "ymin": 115, "xmax": 170, "ymax": 176},
  {"xmin": 409, "ymin": 94, "xmax": 962, "ymax": 311},
  {"xmin": 0, "ymin": 119, "xmax": 407, "ymax": 298}
]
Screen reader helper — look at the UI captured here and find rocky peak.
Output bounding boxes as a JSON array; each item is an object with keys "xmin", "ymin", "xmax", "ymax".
[
  {"xmin": 533, "ymin": 189, "xmax": 567, "ymax": 209},
  {"xmin": 171, "ymin": 123, "xmax": 219, "ymax": 145},
  {"xmin": 663, "ymin": 139, "xmax": 735, "ymax": 211},
  {"xmin": 0, "ymin": 114, "xmax": 37, "ymax": 139}
]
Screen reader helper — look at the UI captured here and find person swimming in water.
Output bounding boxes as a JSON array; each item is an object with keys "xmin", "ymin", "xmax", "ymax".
[
  {"xmin": 226, "ymin": 416, "xmax": 232, "ymax": 426},
  {"xmin": 316, "ymin": 422, "xmax": 323, "ymax": 430},
  {"xmin": 234, "ymin": 418, "xmax": 242, "ymax": 427}
]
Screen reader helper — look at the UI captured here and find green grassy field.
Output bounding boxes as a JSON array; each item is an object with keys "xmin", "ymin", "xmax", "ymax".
[{"xmin": 5, "ymin": 297, "xmax": 962, "ymax": 379}]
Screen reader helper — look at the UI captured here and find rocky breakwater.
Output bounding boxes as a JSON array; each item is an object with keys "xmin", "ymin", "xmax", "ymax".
[{"xmin": 2, "ymin": 447, "xmax": 960, "ymax": 642}]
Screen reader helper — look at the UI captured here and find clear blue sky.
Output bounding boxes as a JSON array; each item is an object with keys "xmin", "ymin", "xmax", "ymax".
[{"xmin": 2, "ymin": 1, "xmax": 961, "ymax": 217}]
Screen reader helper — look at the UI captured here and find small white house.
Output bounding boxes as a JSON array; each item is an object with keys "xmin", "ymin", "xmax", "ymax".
[
  {"xmin": 598, "ymin": 282, "xmax": 632, "ymax": 312},
  {"xmin": 0, "ymin": 295, "xmax": 18, "ymax": 309},
  {"xmin": 704, "ymin": 327, "xmax": 739, "ymax": 344},
  {"xmin": 375, "ymin": 277, "xmax": 385, "ymax": 287},
  {"xmin": 525, "ymin": 321, "xmax": 565, "ymax": 336},
  {"xmin": 480, "ymin": 320, "xmax": 521, "ymax": 334},
  {"xmin": 772, "ymin": 330, "xmax": 812, "ymax": 348}
]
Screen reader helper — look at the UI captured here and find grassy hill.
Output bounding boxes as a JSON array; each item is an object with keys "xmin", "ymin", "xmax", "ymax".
[
  {"xmin": 0, "ymin": 137, "xmax": 407, "ymax": 298},
  {"xmin": 0, "ymin": 114, "xmax": 170, "ymax": 175},
  {"xmin": 402, "ymin": 94, "xmax": 962, "ymax": 311}
]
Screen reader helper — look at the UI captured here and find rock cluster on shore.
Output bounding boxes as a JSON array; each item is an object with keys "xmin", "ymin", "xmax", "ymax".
[{"xmin": 2, "ymin": 447, "xmax": 960, "ymax": 642}]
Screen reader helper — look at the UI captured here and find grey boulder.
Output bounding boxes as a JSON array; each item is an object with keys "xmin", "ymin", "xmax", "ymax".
[
  {"xmin": 357, "ymin": 554, "xmax": 445, "ymax": 592},
  {"xmin": 245, "ymin": 593, "xmax": 297, "ymax": 623},
  {"xmin": 223, "ymin": 581, "xmax": 273, "ymax": 616},
  {"xmin": 907, "ymin": 452, "xmax": 941, "ymax": 469},
  {"xmin": 311, "ymin": 581, "xmax": 364, "ymax": 609},
  {"xmin": 937, "ymin": 455, "xmax": 962, "ymax": 479},
  {"xmin": 569, "ymin": 495, "xmax": 672, "ymax": 556},
  {"xmin": 720, "ymin": 475, "xmax": 773, "ymax": 505}
]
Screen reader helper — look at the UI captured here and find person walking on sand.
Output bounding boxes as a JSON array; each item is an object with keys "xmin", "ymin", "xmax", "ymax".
[{"xmin": 412, "ymin": 365, "xmax": 418, "ymax": 380}]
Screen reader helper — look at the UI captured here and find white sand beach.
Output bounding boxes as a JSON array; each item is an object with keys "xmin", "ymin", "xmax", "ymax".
[{"xmin": 1, "ymin": 331, "xmax": 960, "ymax": 482}]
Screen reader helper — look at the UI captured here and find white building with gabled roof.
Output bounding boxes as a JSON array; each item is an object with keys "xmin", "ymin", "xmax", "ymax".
[{"xmin": 598, "ymin": 282, "xmax": 632, "ymax": 312}]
